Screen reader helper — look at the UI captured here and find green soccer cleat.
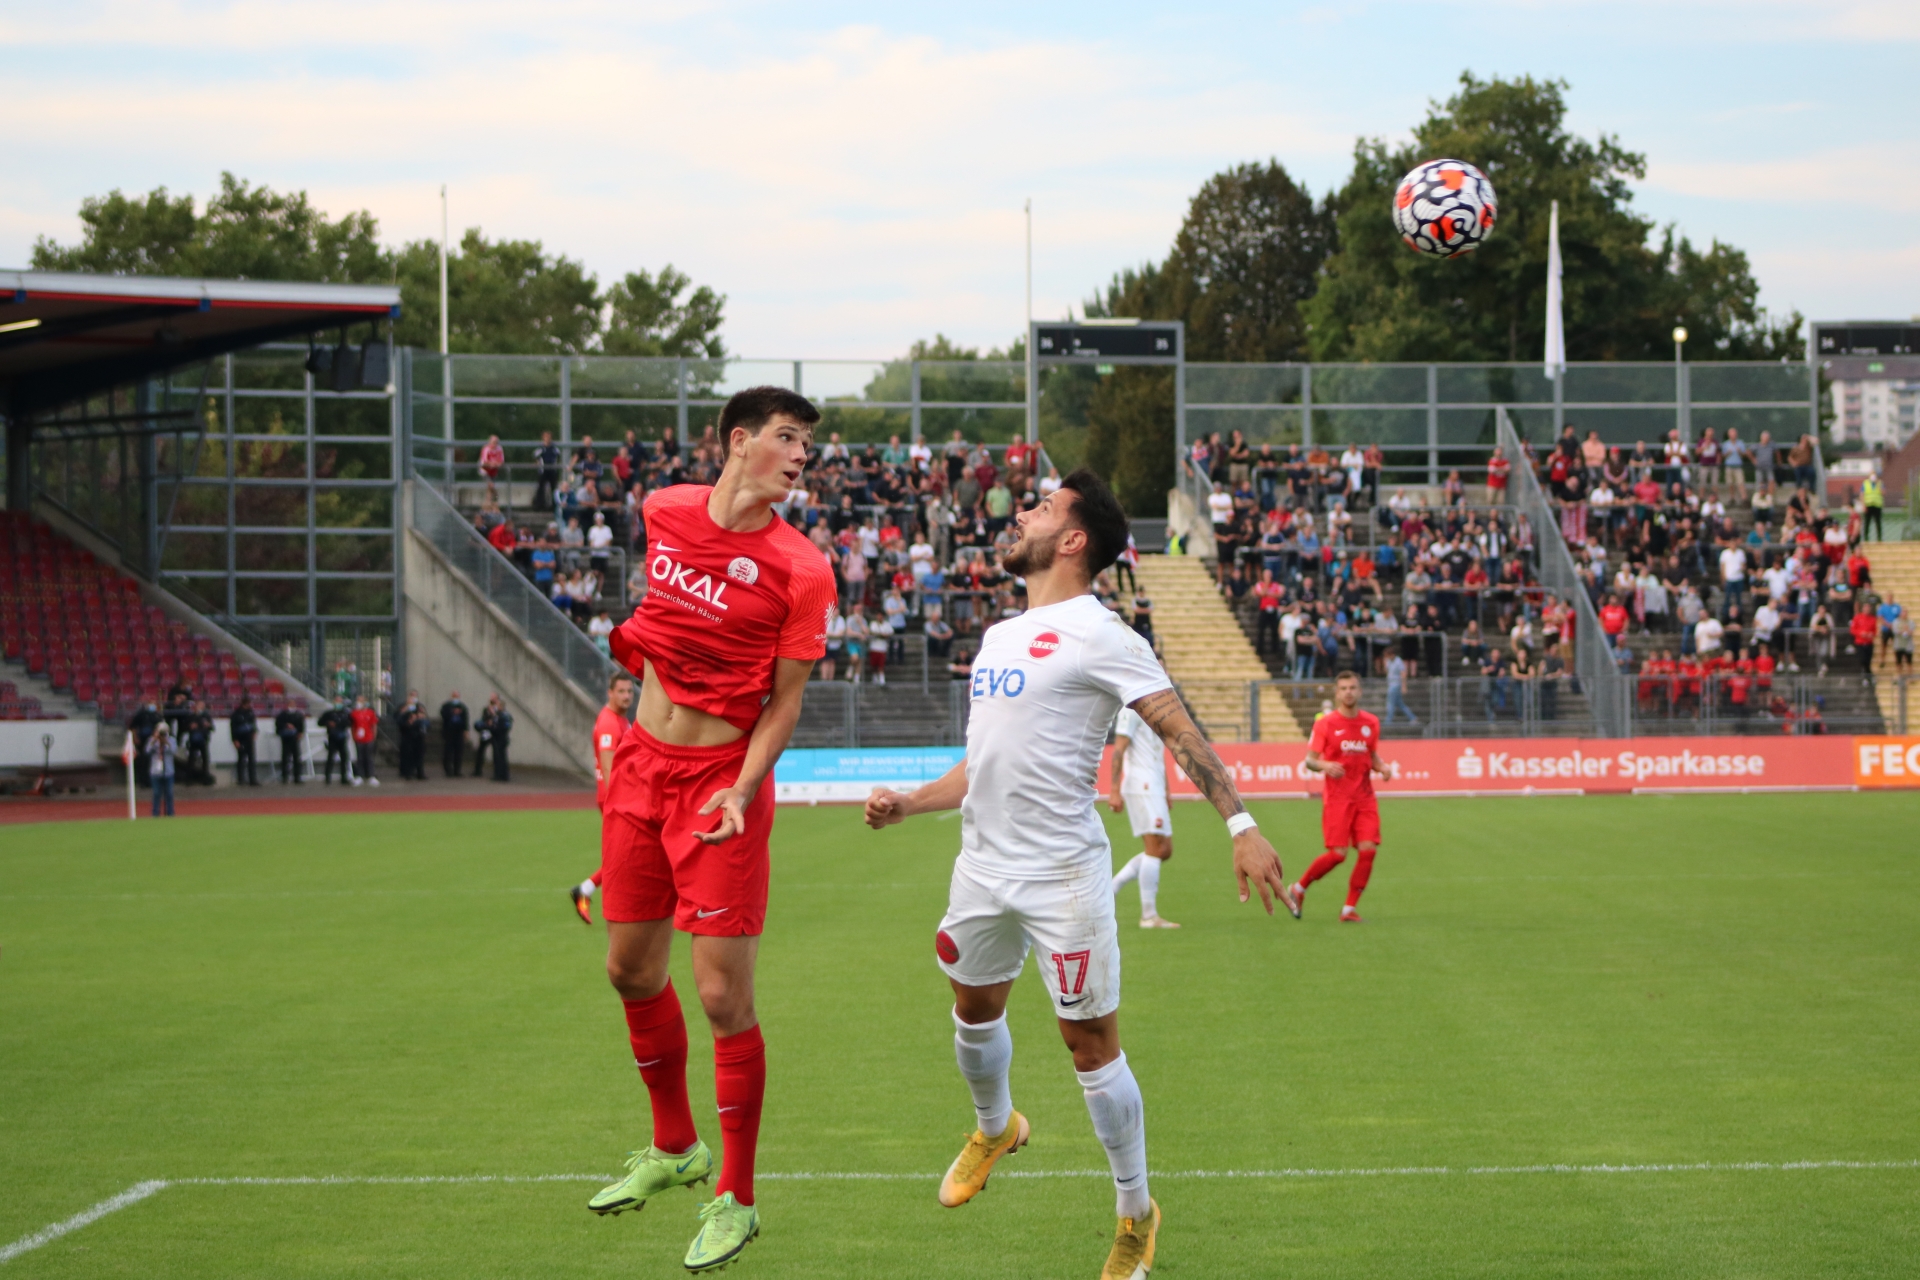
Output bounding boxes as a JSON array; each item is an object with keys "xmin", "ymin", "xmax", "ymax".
[
  {"xmin": 587, "ymin": 1141, "xmax": 714, "ymax": 1216},
  {"xmin": 684, "ymin": 1191, "xmax": 759, "ymax": 1272}
]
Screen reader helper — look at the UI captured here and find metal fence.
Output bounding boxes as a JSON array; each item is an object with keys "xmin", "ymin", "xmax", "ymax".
[
  {"xmin": 1494, "ymin": 406, "xmax": 1634, "ymax": 736},
  {"xmin": 1171, "ymin": 672, "xmax": 1906, "ymax": 743},
  {"xmin": 1181, "ymin": 360, "xmax": 1818, "ymax": 486},
  {"xmin": 787, "ymin": 639, "xmax": 971, "ymax": 748},
  {"xmin": 408, "ymin": 480, "xmax": 619, "ymax": 701},
  {"xmin": 405, "ymin": 351, "xmax": 1031, "ymax": 491}
]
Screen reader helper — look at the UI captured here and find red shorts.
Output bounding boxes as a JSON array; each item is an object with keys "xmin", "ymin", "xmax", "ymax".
[
  {"xmin": 1321, "ymin": 795, "xmax": 1380, "ymax": 850},
  {"xmin": 600, "ymin": 724, "xmax": 772, "ymax": 936}
]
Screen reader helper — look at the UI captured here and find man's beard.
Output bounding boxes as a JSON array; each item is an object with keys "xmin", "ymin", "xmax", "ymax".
[{"xmin": 1002, "ymin": 528, "xmax": 1060, "ymax": 577}]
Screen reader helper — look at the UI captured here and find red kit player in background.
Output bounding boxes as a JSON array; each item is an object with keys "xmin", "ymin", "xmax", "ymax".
[
  {"xmin": 1285, "ymin": 670, "xmax": 1392, "ymax": 923},
  {"xmin": 585, "ymin": 387, "xmax": 835, "ymax": 1273},
  {"xmin": 571, "ymin": 669, "xmax": 636, "ymax": 925}
]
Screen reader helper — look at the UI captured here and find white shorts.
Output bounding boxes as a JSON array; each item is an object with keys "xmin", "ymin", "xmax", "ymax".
[
  {"xmin": 935, "ymin": 859, "xmax": 1121, "ymax": 1021},
  {"xmin": 1123, "ymin": 787, "xmax": 1171, "ymax": 840}
]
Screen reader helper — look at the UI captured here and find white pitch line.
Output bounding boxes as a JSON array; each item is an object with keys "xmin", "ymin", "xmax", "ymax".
[
  {"xmin": 0, "ymin": 1180, "xmax": 167, "ymax": 1264},
  {"xmin": 5, "ymin": 1160, "xmax": 1915, "ymax": 1265}
]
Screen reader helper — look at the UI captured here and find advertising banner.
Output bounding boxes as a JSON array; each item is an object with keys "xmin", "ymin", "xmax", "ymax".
[
  {"xmin": 1150, "ymin": 736, "xmax": 1858, "ymax": 798},
  {"xmin": 1851, "ymin": 737, "xmax": 1920, "ymax": 789},
  {"xmin": 773, "ymin": 737, "xmax": 1903, "ymax": 803},
  {"xmin": 774, "ymin": 747, "xmax": 965, "ymax": 803}
]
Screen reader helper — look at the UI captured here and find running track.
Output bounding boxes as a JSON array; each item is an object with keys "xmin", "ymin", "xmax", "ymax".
[{"xmin": 0, "ymin": 791, "xmax": 594, "ymax": 825}]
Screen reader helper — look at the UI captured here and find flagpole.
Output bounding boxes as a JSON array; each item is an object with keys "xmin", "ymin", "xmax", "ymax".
[{"xmin": 1544, "ymin": 199, "xmax": 1566, "ymax": 436}]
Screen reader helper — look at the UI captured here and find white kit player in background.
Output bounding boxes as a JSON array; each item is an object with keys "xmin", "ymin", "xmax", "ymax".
[
  {"xmin": 1108, "ymin": 699, "xmax": 1178, "ymax": 928},
  {"xmin": 864, "ymin": 469, "xmax": 1286, "ymax": 1280}
]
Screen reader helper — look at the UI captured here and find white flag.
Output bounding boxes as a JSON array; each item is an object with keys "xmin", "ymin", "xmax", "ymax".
[{"xmin": 1543, "ymin": 199, "xmax": 1566, "ymax": 379}]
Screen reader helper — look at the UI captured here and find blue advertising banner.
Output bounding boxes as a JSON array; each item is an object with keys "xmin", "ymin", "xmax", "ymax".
[{"xmin": 773, "ymin": 747, "xmax": 965, "ymax": 803}]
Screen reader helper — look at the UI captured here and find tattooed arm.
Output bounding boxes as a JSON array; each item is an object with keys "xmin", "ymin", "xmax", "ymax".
[{"xmin": 1130, "ymin": 688, "xmax": 1287, "ymax": 913}]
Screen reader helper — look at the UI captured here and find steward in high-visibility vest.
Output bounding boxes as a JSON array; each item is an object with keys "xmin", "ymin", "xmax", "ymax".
[{"xmin": 1862, "ymin": 475, "xmax": 1885, "ymax": 540}]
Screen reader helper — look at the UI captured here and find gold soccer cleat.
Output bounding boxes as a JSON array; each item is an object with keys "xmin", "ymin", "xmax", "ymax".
[
  {"xmin": 1100, "ymin": 1199, "xmax": 1160, "ymax": 1280},
  {"xmin": 937, "ymin": 1111, "xmax": 1031, "ymax": 1207}
]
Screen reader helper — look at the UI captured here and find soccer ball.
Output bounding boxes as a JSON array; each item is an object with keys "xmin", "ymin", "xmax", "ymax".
[{"xmin": 1392, "ymin": 159, "xmax": 1497, "ymax": 258}]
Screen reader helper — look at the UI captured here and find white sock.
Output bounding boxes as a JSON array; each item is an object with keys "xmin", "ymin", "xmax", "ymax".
[
  {"xmin": 1077, "ymin": 1052, "xmax": 1150, "ymax": 1220},
  {"xmin": 953, "ymin": 1009, "xmax": 1014, "ymax": 1138},
  {"xmin": 1111, "ymin": 852, "xmax": 1145, "ymax": 894},
  {"xmin": 1138, "ymin": 857, "xmax": 1162, "ymax": 918},
  {"xmin": 578, "ymin": 879, "xmax": 597, "ymax": 897}
]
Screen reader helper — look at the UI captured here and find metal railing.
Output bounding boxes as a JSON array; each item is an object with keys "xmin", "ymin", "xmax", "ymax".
[
  {"xmin": 408, "ymin": 480, "xmax": 619, "ymax": 701},
  {"xmin": 1496, "ymin": 407, "xmax": 1632, "ymax": 736}
]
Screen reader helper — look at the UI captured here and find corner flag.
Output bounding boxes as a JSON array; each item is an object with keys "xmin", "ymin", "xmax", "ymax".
[{"xmin": 1543, "ymin": 199, "xmax": 1566, "ymax": 380}]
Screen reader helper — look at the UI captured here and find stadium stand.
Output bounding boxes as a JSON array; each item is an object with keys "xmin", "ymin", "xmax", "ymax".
[
  {"xmin": 1131, "ymin": 554, "xmax": 1304, "ymax": 742},
  {"xmin": 0, "ymin": 510, "xmax": 290, "ymax": 724},
  {"xmin": 1195, "ymin": 429, "xmax": 1893, "ymax": 738}
]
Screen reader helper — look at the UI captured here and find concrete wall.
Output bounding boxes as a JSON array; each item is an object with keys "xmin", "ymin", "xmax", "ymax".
[
  {"xmin": 400, "ymin": 526, "xmax": 597, "ymax": 778},
  {"xmin": 0, "ymin": 720, "xmax": 101, "ymax": 767}
]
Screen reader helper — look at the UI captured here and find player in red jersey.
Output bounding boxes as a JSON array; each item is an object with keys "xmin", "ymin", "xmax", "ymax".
[
  {"xmin": 586, "ymin": 387, "xmax": 836, "ymax": 1273},
  {"xmin": 1284, "ymin": 670, "xmax": 1391, "ymax": 923},
  {"xmin": 570, "ymin": 669, "xmax": 635, "ymax": 925}
]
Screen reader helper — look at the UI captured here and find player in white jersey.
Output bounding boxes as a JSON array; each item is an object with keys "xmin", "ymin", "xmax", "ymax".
[
  {"xmin": 1108, "ymin": 703, "xmax": 1177, "ymax": 928},
  {"xmin": 865, "ymin": 469, "xmax": 1286, "ymax": 1280}
]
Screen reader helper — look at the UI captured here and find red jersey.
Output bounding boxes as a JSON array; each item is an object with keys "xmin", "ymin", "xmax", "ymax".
[
  {"xmin": 610, "ymin": 485, "xmax": 836, "ymax": 731},
  {"xmin": 593, "ymin": 705, "xmax": 627, "ymax": 810},
  {"xmin": 349, "ymin": 707, "xmax": 378, "ymax": 744},
  {"xmin": 1309, "ymin": 709, "xmax": 1382, "ymax": 804}
]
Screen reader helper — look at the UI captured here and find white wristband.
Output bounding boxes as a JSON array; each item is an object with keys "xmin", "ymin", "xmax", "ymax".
[{"xmin": 1226, "ymin": 812, "xmax": 1258, "ymax": 837}]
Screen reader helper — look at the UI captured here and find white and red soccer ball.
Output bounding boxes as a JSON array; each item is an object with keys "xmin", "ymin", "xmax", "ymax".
[{"xmin": 1392, "ymin": 159, "xmax": 1497, "ymax": 259}]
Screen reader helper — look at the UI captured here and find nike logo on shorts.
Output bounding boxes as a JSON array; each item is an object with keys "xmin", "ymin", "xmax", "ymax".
[
  {"xmin": 695, "ymin": 907, "xmax": 728, "ymax": 919},
  {"xmin": 1058, "ymin": 995, "xmax": 1087, "ymax": 1008}
]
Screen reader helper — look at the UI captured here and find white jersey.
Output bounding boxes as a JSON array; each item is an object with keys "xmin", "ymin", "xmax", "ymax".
[
  {"xmin": 1112, "ymin": 708, "xmax": 1167, "ymax": 798},
  {"xmin": 961, "ymin": 593, "xmax": 1171, "ymax": 880}
]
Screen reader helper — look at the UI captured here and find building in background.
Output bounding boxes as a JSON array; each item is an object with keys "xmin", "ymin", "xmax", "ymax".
[{"xmin": 1815, "ymin": 321, "xmax": 1920, "ymax": 450}]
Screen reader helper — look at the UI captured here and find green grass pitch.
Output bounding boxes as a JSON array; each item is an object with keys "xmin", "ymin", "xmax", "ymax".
[{"xmin": 3, "ymin": 793, "xmax": 1917, "ymax": 1278}]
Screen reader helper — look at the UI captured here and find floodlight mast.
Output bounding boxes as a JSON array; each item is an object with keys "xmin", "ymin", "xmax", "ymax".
[
  {"xmin": 440, "ymin": 185, "xmax": 451, "ymax": 441},
  {"xmin": 1025, "ymin": 198, "xmax": 1035, "ymax": 445},
  {"xmin": 439, "ymin": 186, "xmax": 449, "ymax": 358}
]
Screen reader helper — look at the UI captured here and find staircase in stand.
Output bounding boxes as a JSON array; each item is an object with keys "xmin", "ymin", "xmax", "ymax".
[
  {"xmin": 1864, "ymin": 542, "xmax": 1920, "ymax": 730},
  {"xmin": 1132, "ymin": 555, "xmax": 1304, "ymax": 742}
]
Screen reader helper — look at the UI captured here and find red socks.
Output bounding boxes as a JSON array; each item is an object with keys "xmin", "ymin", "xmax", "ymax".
[
  {"xmin": 622, "ymin": 985, "xmax": 766, "ymax": 1204},
  {"xmin": 589, "ymin": 869, "xmax": 602, "ymax": 887},
  {"xmin": 711, "ymin": 1025, "xmax": 767, "ymax": 1206},
  {"xmin": 622, "ymin": 984, "xmax": 699, "ymax": 1155},
  {"xmin": 1300, "ymin": 850, "xmax": 1347, "ymax": 887},
  {"xmin": 1346, "ymin": 847, "xmax": 1376, "ymax": 908}
]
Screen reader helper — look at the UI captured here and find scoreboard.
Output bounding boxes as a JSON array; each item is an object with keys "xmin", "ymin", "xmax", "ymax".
[
  {"xmin": 1032, "ymin": 321, "xmax": 1181, "ymax": 363},
  {"xmin": 1814, "ymin": 323, "xmax": 1920, "ymax": 357}
]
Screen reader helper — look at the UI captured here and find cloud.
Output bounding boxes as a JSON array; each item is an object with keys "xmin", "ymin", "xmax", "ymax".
[
  {"xmin": 0, "ymin": 15, "xmax": 1349, "ymax": 355},
  {"xmin": 1645, "ymin": 145, "xmax": 1920, "ymax": 215}
]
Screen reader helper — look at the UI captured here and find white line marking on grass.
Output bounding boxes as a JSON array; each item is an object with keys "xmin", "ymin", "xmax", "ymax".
[
  {"xmin": 0, "ymin": 1181, "xmax": 167, "ymax": 1264},
  {"xmin": 6, "ymin": 1161, "xmax": 1914, "ymax": 1264}
]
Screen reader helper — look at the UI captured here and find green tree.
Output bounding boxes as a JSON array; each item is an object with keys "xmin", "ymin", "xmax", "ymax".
[
  {"xmin": 1065, "ymin": 161, "xmax": 1333, "ymax": 516},
  {"xmin": 392, "ymin": 231, "xmax": 599, "ymax": 355},
  {"xmin": 36, "ymin": 175, "xmax": 730, "ymax": 358},
  {"xmin": 1303, "ymin": 73, "xmax": 1800, "ymax": 363},
  {"xmin": 603, "ymin": 267, "xmax": 727, "ymax": 358},
  {"xmin": 33, "ymin": 172, "xmax": 388, "ymax": 285}
]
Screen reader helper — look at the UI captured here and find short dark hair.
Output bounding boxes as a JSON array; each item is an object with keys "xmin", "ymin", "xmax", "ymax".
[
  {"xmin": 1335, "ymin": 669, "xmax": 1361, "ymax": 683},
  {"xmin": 719, "ymin": 386, "xmax": 820, "ymax": 438},
  {"xmin": 1058, "ymin": 467, "xmax": 1129, "ymax": 575},
  {"xmin": 608, "ymin": 670, "xmax": 634, "ymax": 690}
]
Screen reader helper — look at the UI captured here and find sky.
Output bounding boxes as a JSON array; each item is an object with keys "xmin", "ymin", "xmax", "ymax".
[{"xmin": 2, "ymin": 0, "xmax": 1913, "ymax": 358}]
